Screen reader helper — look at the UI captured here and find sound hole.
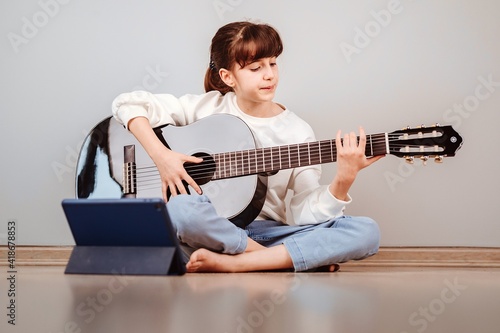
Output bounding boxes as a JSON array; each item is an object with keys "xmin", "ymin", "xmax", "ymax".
[{"xmin": 185, "ymin": 152, "xmax": 215, "ymax": 186}]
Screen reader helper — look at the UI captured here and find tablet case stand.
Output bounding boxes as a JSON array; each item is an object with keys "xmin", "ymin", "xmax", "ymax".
[
  {"xmin": 61, "ymin": 198, "xmax": 186, "ymax": 276},
  {"xmin": 65, "ymin": 246, "xmax": 183, "ymax": 275}
]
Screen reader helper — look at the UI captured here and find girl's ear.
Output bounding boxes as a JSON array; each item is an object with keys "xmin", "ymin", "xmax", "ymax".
[{"xmin": 219, "ymin": 68, "xmax": 235, "ymax": 88}]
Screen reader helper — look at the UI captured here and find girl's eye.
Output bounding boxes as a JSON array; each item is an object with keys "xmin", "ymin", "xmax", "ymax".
[{"xmin": 250, "ymin": 67, "xmax": 260, "ymax": 72}]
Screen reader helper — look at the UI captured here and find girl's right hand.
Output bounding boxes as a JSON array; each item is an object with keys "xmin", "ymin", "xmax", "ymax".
[
  {"xmin": 152, "ymin": 146, "xmax": 203, "ymax": 202},
  {"xmin": 127, "ymin": 116, "xmax": 204, "ymax": 202}
]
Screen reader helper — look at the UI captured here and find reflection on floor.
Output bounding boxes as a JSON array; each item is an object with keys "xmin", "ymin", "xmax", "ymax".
[{"xmin": 1, "ymin": 266, "xmax": 499, "ymax": 333}]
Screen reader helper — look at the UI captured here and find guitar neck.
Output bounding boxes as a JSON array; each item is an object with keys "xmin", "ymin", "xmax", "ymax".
[{"xmin": 211, "ymin": 133, "xmax": 388, "ymax": 180}]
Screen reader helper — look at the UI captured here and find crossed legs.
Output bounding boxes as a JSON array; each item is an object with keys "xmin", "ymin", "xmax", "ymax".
[{"xmin": 167, "ymin": 195, "xmax": 379, "ymax": 273}]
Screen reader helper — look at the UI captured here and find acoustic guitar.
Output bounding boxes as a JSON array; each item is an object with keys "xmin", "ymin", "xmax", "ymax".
[{"xmin": 75, "ymin": 114, "xmax": 463, "ymax": 228}]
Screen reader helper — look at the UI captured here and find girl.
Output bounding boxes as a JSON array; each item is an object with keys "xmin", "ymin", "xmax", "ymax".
[{"xmin": 112, "ymin": 21, "xmax": 384, "ymax": 273}]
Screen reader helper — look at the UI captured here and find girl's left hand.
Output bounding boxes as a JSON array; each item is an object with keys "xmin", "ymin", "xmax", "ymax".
[
  {"xmin": 335, "ymin": 126, "xmax": 384, "ymax": 181},
  {"xmin": 329, "ymin": 127, "xmax": 385, "ymax": 200}
]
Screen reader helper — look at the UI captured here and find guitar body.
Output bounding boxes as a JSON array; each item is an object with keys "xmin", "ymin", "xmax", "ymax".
[{"xmin": 76, "ymin": 114, "xmax": 267, "ymax": 228}]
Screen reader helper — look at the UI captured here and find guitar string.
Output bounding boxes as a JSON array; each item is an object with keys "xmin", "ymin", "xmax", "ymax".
[
  {"xmin": 131, "ymin": 132, "xmax": 440, "ymax": 172},
  {"xmin": 131, "ymin": 138, "xmax": 444, "ymax": 178},
  {"xmin": 131, "ymin": 138, "xmax": 441, "ymax": 173},
  {"xmin": 132, "ymin": 136, "xmax": 434, "ymax": 174},
  {"xmin": 133, "ymin": 134, "xmax": 430, "ymax": 168},
  {"xmin": 133, "ymin": 143, "xmax": 441, "ymax": 172},
  {"xmin": 126, "ymin": 132, "xmax": 448, "ymax": 190},
  {"xmin": 130, "ymin": 142, "xmax": 444, "ymax": 187}
]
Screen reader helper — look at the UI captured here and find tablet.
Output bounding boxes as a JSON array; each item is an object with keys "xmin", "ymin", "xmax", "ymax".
[{"xmin": 61, "ymin": 198, "xmax": 185, "ymax": 275}]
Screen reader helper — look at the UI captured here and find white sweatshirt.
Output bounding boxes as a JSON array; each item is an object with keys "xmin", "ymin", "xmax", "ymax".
[{"xmin": 112, "ymin": 90, "xmax": 351, "ymax": 225}]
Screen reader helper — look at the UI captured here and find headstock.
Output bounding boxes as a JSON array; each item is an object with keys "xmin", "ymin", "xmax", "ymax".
[{"xmin": 388, "ymin": 124, "xmax": 463, "ymax": 165}]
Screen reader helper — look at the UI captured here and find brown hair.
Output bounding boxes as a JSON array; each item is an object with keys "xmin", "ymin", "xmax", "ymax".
[{"xmin": 204, "ymin": 21, "xmax": 284, "ymax": 95}]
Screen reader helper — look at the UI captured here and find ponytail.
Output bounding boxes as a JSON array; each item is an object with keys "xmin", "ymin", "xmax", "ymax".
[{"xmin": 204, "ymin": 67, "xmax": 232, "ymax": 95}]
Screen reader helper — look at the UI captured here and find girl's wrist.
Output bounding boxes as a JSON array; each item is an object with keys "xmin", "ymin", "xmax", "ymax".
[
  {"xmin": 149, "ymin": 144, "xmax": 170, "ymax": 160},
  {"xmin": 329, "ymin": 174, "xmax": 356, "ymax": 201}
]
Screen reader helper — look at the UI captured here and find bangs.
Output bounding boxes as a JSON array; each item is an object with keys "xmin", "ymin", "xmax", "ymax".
[{"xmin": 230, "ymin": 24, "xmax": 283, "ymax": 68}]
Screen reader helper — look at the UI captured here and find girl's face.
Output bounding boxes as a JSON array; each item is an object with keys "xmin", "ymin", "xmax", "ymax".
[{"xmin": 222, "ymin": 56, "xmax": 279, "ymax": 106}]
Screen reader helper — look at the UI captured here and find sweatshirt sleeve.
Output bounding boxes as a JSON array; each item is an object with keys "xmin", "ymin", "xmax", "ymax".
[
  {"xmin": 111, "ymin": 90, "xmax": 225, "ymax": 130},
  {"xmin": 112, "ymin": 91, "xmax": 186, "ymax": 129},
  {"xmin": 286, "ymin": 120, "xmax": 352, "ymax": 225},
  {"xmin": 289, "ymin": 167, "xmax": 352, "ymax": 225}
]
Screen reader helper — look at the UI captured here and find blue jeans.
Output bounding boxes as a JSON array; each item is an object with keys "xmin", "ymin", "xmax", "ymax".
[{"xmin": 166, "ymin": 194, "xmax": 380, "ymax": 271}]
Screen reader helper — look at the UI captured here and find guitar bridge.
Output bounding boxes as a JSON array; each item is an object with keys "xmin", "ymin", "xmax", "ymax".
[{"xmin": 123, "ymin": 145, "xmax": 137, "ymax": 198}]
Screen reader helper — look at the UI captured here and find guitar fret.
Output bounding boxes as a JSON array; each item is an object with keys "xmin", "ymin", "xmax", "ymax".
[
  {"xmin": 235, "ymin": 151, "xmax": 240, "ymax": 176},
  {"xmin": 246, "ymin": 150, "xmax": 251, "ymax": 175},
  {"xmin": 231, "ymin": 151, "xmax": 235, "ymax": 177},
  {"xmin": 319, "ymin": 140, "xmax": 332, "ymax": 163},
  {"xmin": 216, "ymin": 154, "xmax": 220, "ymax": 178},
  {"xmin": 299, "ymin": 143, "xmax": 310, "ymax": 167},
  {"xmin": 234, "ymin": 152, "xmax": 241, "ymax": 176},
  {"xmin": 246, "ymin": 150, "xmax": 250, "ymax": 176},
  {"xmin": 330, "ymin": 139, "xmax": 334, "ymax": 162},
  {"xmin": 240, "ymin": 150, "xmax": 244, "ymax": 176},
  {"xmin": 219, "ymin": 153, "xmax": 222, "ymax": 178},
  {"xmin": 255, "ymin": 149, "xmax": 263, "ymax": 173},
  {"xmin": 254, "ymin": 150, "xmax": 258, "ymax": 173},
  {"xmin": 233, "ymin": 152, "xmax": 238, "ymax": 177},
  {"xmin": 240, "ymin": 150, "xmax": 243, "ymax": 176},
  {"xmin": 307, "ymin": 142, "xmax": 311, "ymax": 165},
  {"xmin": 222, "ymin": 154, "xmax": 227, "ymax": 178},
  {"xmin": 241, "ymin": 151, "xmax": 244, "ymax": 176},
  {"xmin": 270, "ymin": 148, "xmax": 273, "ymax": 171},
  {"xmin": 236, "ymin": 151, "xmax": 240, "ymax": 176},
  {"xmin": 297, "ymin": 145, "xmax": 301, "ymax": 166},
  {"xmin": 272, "ymin": 147, "xmax": 280, "ymax": 171},
  {"xmin": 279, "ymin": 146, "xmax": 282, "ymax": 169},
  {"xmin": 371, "ymin": 133, "xmax": 389, "ymax": 156},
  {"xmin": 263, "ymin": 148, "xmax": 267, "ymax": 171},
  {"xmin": 237, "ymin": 151, "xmax": 241, "ymax": 176},
  {"xmin": 318, "ymin": 141, "xmax": 321, "ymax": 164},
  {"xmin": 309, "ymin": 141, "xmax": 320, "ymax": 165},
  {"xmin": 369, "ymin": 134, "xmax": 373, "ymax": 156},
  {"xmin": 385, "ymin": 133, "xmax": 390, "ymax": 155},
  {"xmin": 225, "ymin": 152, "xmax": 229, "ymax": 177},
  {"xmin": 287, "ymin": 145, "xmax": 291, "ymax": 168},
  {"xmin": 261, "ymin": 148, "xmax": 265, "ymax": 172},
  {"xmin": 288, "ymin": 145, "xmax": 300, "ymax": 168},
  {"xmin": 214, "ymin": 154, "xmax": 219, "ymax": 179}
]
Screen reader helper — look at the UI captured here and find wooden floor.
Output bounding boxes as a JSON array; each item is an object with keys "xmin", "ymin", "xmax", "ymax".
[{"xmin": 1, "ymin": 265, "xmax": 500, "ymax": 333}]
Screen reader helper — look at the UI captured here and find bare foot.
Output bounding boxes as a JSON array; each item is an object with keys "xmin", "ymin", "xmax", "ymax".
[
  {"xmin": 186, "ymin": 248, "xmax": 238, "ymax": 273},
  {"xmin": 186, "ymin": 244, "xmax": 294, "ymax": 273},
  {"xmin": 312, "ymin": 264, "xmax": 340, "ymax": 272}
]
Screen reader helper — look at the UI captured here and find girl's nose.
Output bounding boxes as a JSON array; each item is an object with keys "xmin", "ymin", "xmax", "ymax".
[{"xmin": 263, "ymin": 65, "xmax": 274, "ymax": 80}]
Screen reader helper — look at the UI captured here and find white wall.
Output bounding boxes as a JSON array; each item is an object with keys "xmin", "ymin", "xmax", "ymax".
[{"xmin": 1, "ymin": 0, "xmax": 499, "ymax": 246}]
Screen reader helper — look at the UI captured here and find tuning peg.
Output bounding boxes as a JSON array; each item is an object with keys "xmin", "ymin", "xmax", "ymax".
[
  {"xmin": 434, "ymin": 156, "xmax": 444, "ymax": 163},
  {"xmin": 421, "ymin": 156, "xmax": 428, "ymax": 166},
  {"xmin": 405, "ymin": 156, "xmax": 414, "ymax": 164}
]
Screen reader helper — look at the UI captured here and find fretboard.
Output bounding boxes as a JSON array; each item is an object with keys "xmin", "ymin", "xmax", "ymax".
[{"xmin": 212, "ymin": 133, "xmax": 388, "ymax": 180}]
